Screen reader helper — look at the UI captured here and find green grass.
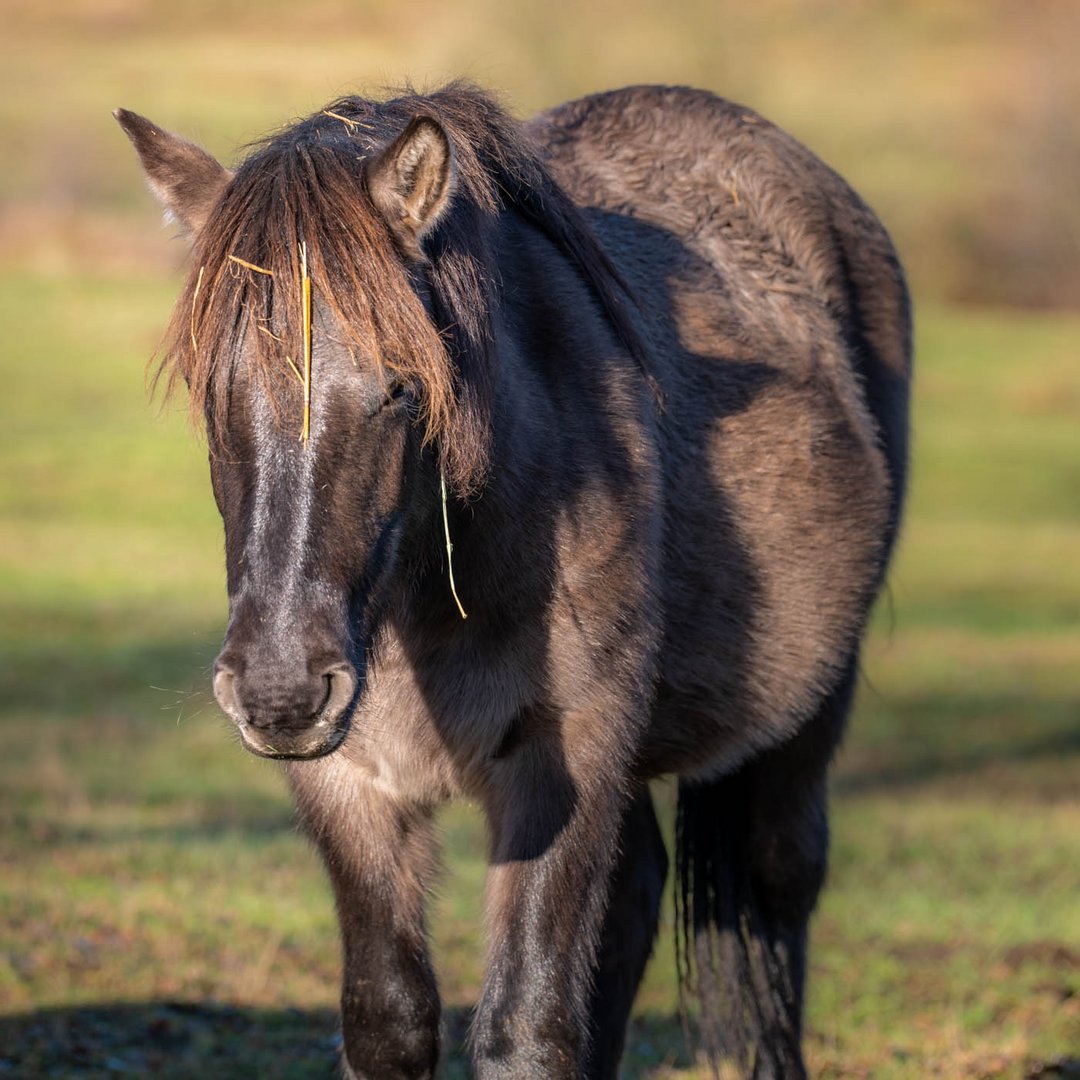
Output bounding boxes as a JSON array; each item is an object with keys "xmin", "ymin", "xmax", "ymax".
[{"xmin": 1, "ymin": 273, "xmax": 1078, "ymax": 1078}]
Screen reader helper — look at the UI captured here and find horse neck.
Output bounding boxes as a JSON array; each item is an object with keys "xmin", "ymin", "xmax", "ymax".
[{"xmin": 424, "ymin": 210, "xmax": 643, "ymax": 611}]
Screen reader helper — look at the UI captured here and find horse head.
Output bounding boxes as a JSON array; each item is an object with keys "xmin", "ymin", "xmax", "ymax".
[{"xmin": 116, "ymin": 106, "xmax": 468, "ymax": 759}]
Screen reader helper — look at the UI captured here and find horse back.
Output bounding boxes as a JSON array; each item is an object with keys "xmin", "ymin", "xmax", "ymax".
[{"xmin": 531, "ymin": 86, "xmax": 912, "ymax": 777}]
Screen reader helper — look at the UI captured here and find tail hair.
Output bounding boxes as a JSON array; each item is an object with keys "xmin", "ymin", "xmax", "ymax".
[{"xmin": 675, "ymin": 777, "xmax": 804, "ymax": 1079}]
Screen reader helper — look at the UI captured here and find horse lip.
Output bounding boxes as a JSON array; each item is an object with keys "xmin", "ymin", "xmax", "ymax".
[{"xmin": 234, "ymin": 719, "xmax": 350, "ymax": 760}]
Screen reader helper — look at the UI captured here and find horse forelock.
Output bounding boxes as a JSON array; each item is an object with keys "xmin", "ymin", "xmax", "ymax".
[{"xmin": 157, "ymin": 81, "xmax": 649, "ymax": 494}]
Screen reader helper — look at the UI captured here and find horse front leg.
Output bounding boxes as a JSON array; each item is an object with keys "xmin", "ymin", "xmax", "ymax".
[
  {"xmin": 471, "ymin": 708, "xmax": 632, "ymax": 1079},
  {"xmin": 285, "ymin": 757, "xmax": 441, "ymax": 1080},
  {"xmin": 587, "ymin": 785, "xmax": 668, "ymax": 1079}
]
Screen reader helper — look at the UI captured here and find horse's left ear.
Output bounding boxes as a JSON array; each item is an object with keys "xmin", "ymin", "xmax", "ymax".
[
  {"xmin": 114, "ymin": 108, "xmax": 233, "ymax": 237},
  {"xmin": 367, "ymin": 115, "xmax": 455, "ymax": 260}
]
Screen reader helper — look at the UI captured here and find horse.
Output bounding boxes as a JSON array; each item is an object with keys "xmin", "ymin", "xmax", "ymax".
[{"xmin": 116, "ymin": 81, "xmax": 910, "ymax": 1079}]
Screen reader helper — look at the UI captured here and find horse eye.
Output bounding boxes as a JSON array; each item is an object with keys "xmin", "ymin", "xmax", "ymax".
[{"xmin": 371, "ymin": 380, "xmax": 409, "ymax": 416}]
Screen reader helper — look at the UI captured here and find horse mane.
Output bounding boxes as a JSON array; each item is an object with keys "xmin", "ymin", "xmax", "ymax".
[{"xmin": 159, "ymin": 81, "xmax": 648, "ymax": 493}]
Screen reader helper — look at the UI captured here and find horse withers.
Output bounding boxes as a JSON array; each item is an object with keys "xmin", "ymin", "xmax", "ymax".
[{"xmin": 117, "ymin": 82, "xmax": 910, "ymax": 1079}]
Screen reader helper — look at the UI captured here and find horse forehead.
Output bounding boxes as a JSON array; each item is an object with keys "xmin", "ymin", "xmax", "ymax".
[{"xmin": 219, "ymin": 312, "xmax": 379, "ymax": 423}]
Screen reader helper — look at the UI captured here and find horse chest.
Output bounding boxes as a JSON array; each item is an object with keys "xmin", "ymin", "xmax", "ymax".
[{"xmin": 340, "ymin": 639, "xmax": 536, "ymax": 803}]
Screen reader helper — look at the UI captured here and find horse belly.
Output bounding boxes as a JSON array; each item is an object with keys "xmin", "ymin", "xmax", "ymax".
[{"xmin": 642, "ymin": 373, "xmax": 890, "ymax": 780}]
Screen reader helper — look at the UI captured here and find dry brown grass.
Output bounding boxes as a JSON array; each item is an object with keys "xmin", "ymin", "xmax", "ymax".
[{"xmin": 2, "ymin": 0, "xmax": 1079, "ymax": 306}]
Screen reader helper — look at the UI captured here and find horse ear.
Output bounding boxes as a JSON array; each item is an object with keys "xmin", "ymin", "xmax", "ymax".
[
  {"xmin": 113, "ymin": 108, "xmax": 232, "ymax": 236},
  {"xmin": 367, "ymin": 115, "xmax": 454, "ymax": 259}
]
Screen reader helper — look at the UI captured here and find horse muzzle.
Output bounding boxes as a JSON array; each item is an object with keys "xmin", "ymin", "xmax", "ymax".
[{"xmin": 212, "ymin": 655, "xmax": 357, "ymax": 760}]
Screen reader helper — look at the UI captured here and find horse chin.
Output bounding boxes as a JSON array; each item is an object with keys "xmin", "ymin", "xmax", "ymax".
[{"xmin": 236, "ymin": 722, "xmax": 349, "ymax": 761}]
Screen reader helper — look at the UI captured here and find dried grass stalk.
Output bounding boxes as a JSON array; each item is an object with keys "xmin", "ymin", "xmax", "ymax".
[
  {"xmin": 190, "ymin": 264, "xmax": 205, "ymax": 353},
  {"xmin": 228, "ymin": 254, "xmax": 274, "ymax": 276},
  {"xmin": 300, "ymin": 241, "xmax": 312, "ymax": 444},
  {"xmin": 440, "ymin": 470, "xmax": 468, "ymax": 620},
  {"xmin": 284, "ymin": 356, "xmax": 304, "ymax": 386}
]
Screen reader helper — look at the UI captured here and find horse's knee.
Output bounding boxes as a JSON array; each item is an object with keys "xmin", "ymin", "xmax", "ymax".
[{"xmin": 341, "ymin": 991, "xmax": 439, "ymax": 1080}]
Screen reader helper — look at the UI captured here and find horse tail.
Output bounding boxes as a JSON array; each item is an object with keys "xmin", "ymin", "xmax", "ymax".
[{"xmin": 675, "ymin": 774, "xmax": 806, "ymax": 1079}]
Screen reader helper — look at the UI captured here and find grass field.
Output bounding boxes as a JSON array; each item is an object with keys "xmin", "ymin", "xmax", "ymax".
[{"xmin": 2, "ymin": 1, "xmax": 1079, "ymax": 1077}]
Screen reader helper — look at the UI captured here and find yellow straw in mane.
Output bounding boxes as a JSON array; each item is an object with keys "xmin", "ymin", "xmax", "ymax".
[
  {"xmin": 440, "ymin": 470, "xmax": 468, "ymax": 620},
  {"xmin": 227, "ymin": 254, "xmax": 274, "ymax": 276},
  {"xmin": 189, "ymin": 265, "xmax": 204, "ymax": 353},
  {"xmin": 321, "ymin": 109, "xmax": 374, "ymax": 131},
  {"xmin": 284, "ymin": 357, "xmax": 304, "ymax": 386},
  {"xmin": 300, "ymin": 241, "xmax": 312, "ymax": 444}
]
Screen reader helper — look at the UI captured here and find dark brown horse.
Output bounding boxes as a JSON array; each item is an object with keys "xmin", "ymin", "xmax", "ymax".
[{"xmin": 117, "ymin": 82, "xmax": 910, "ymax": 1079}]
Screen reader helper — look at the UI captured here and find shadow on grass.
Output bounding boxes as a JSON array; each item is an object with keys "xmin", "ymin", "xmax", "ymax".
[
  {"xmin": 0, "ymin": 1002, "xmax": 695, "ymax": 1078},
  {"xmin": 836, "ymin": 690, "xmax": 1080, "ymax": 797},
  {"xmin": 3, "ymin": 811, "xmax": 301, "ymax": 850},
  {"xmin": 0, "ymin": 1001, "xmax": 341, "ymax": 1079},
  {"xmin": 0, "ymin": 633, "xmax": 222, "ymax": 721},
  {"xmin": 836, "ymin": 720, "xmax": 1080, "ymax": 795}
]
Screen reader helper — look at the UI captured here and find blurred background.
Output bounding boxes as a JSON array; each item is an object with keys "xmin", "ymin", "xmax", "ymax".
[{"xmin": 1, "ymin": 1, "xmax": 1077, "ymax": 1076}]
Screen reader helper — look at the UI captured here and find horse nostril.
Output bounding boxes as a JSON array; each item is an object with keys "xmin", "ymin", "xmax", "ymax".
[
  {"xmin": 320, "ymin": 664, "xmax": 356, "ymax": 724},
  {"xmin": 212, "ymin": 665, "xmax": 244, "ymax": 724},
  {"xmin": 213, "ymin": 653, "xmax": 356, "ymax": 734}
]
